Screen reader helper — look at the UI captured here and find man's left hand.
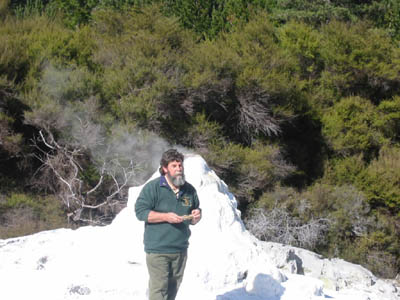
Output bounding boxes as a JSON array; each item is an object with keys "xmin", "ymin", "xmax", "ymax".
[{"xmin": 191, "ymin": 209, "xmax": 202, "ymax": 225}]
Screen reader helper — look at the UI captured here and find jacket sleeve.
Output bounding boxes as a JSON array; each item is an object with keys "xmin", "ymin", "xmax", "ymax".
[
  {"xmin": 135, "ymin": 183, "xmax": 154, "ymax": 222},
  {"xmin": 192, "ymin": 189, "xmax": 200, "ymax": 210}
]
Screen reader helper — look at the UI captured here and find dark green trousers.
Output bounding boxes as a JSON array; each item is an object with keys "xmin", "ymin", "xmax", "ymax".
[{"xmin": 146, "ymin": 251, "xmax": 188, "ymax": 300}]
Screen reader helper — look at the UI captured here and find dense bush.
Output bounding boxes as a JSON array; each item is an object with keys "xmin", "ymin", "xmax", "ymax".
[
  {"xmin": 205, "ymin": 141, "xmax": 295, "ymax": 207},
  {"xmin": 0, "ymin": 0, "xmax": 10, "ymax": 19},
  {"xmin": 92, "ymin": 6, "xmax": 194, "ymax": 136},
  {"xmin": 376, "ymin": 96, "xmax": 400, "ymax": 142},
  {"xmin": 321, "ymin": 96, "xmax": 387, "ymax": 158},
  {"xmin": 356, "ymin": 146, "xmax": 400, "ymax": 212},
  {"xmin": 182, "ymin": 13, "xmax": 306, "ymax": 145},
  {"xmin": 277, "ymin": 21, "xmax": 323, "ymax": 80},
  {"xmin": 318, "ymin": 21, "xmax": 400, "ymax": 103}
]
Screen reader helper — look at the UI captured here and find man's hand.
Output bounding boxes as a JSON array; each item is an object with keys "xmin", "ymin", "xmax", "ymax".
[
  {"xmin": 165, "ymin": 212, "xmax": 184, "ymax": 223},
  {"xmin": 148, "ymin": 211, "xmax": 183, "ymax": 223},
  {"xmin": 191, "ymin": 209, "xmax": 202, "ymax": 225}
]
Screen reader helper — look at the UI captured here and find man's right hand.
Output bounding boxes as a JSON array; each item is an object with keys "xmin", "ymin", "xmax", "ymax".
[
  {"xmin": 164, "ymin": 212, "xmax": 184, "ymax": 223},
  {"xmin": 147, "ymin": 211, "xmax": 183, "ymax": 223}
]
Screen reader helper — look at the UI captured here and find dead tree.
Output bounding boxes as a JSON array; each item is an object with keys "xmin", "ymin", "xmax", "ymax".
[{"xmin": 31, "ymin": 126, "xmax": 137, "ymax": 225}]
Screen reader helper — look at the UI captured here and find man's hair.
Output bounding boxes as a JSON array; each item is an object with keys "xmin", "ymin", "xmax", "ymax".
[{"xmin": 159, "ymin": 149, "xmax": 184, "ymax": 175}]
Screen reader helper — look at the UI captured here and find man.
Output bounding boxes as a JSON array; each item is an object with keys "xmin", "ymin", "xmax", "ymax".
[{"xmin": 135, "ymin": 149, "xmax": 202, "ymax": 300}]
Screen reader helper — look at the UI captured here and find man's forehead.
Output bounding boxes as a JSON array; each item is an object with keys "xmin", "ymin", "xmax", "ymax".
[{"xmin": 168, "ymin": 160, "xmax": 183, "ymax": 165}]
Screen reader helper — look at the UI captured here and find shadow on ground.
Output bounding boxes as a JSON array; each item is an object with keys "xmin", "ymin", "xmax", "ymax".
[{"xmin": 216, "ymin": 273, "xmax": 285, "ymax": 300}]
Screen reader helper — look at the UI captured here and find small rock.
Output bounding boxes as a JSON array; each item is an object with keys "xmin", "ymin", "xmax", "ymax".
[
  {"xmin": 36, "ymin": 256, "xmax": 48, "ymax": 270},
  {"xmin": 69, "ymin": 285, "xmax": 91, "ymax": 295}
]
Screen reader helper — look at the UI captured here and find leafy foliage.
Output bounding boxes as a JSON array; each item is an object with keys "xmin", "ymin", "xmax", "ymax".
[
  {"xmin": 376, "ymin": 96, "xmax": 400, "ymax": 142},
  {"xmin": 92, "ymin": 6, "xmax": 193, "ymax": 137},
  {"xmin": 0, "ymin": 193, "xmax": 69, "ymax": 239},
  {"xmin": 318, "ymin": 21, "xmax": 400, "ymax": 103},
  {"xmin": 205, "ymin": 141, "xmax": 295, "ymax": 207},
  {"xmin": 362, "ymin": 0, "xmax": 400, "ymax": 39},
  {"xmin": 162, "ymin": 0, "xmax": 251, "ymax": 39},
  {"xmin": 321, "ymin": 96, "xmax": 387, "ymax": 158},
  {"xmin": 356, "ymin": 146, "xmax": 400, "ymax": 212}
]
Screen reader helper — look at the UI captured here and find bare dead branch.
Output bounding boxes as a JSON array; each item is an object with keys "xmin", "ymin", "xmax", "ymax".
[
  {"xmin": 86, "ymin": 162, "xmax": 106, "ymax": 196},
  {"xmin": 31, "ymin": 126, "xmax": 137, "ymax": 225},
  {"xmin": 38, "ymin": 130, "xmax": 56, "ymax": 150},
  {"xmin": 237, "ymin": 89, "xmax": 282, "ymax": 142},
  {"xmin": 245, "ymin": 207, "xmax": 330, "ymax": 249}
]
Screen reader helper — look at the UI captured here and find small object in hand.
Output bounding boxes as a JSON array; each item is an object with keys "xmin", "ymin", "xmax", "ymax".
[{"xmin": 182, "ymin": 215, "xmax": 193, "ymax": 220}]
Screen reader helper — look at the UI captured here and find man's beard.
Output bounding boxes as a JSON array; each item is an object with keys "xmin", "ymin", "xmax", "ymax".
[{"xmin": 167, "ymin": 172, "xmax": 185, "ymax": 187}]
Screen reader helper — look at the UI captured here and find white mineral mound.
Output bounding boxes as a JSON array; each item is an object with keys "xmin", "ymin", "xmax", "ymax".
[{"xmin": 0, "ymin": 154, "xmax": 398, "ymax": 300}]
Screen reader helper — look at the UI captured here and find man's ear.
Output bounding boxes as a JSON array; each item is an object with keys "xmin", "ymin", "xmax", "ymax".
[{"xmin": 162, "ymin": 165, "xmax": 168, "ymax": 175}]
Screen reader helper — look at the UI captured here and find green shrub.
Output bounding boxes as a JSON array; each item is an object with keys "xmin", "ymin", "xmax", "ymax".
[
  {"xmin": 319, "ymin": 20, "xmax": 400, "ymax": 102},
  {"xmin": 356, "ymin": 146, "xmax": 400, "ymax": 212},
  {"xmin": 323, "ymin": 186, "xmax": 370, "ymax": 250},
  {"xmin": 362, "ymin": 0, "xmax": 400, "ymax": 40},
  {"xmin": 278, "ymin": 21, "xmax": 323, "ymax": 80},
  {"xmin": 255, "ymin": 185, "xmax": 303, "ymax": 216},
  {"xmin": 0, "ymin": 91, "xmax": 24, "ymax": 155},
  {"xmin": 184, "ymin": 13, "xmax": 305, "ymax": 142},
  {"xmin": 185, "ymin": 113, "xmax": 224, "ymax": 150},
  {"xmin": 92, "ymin": 7, "xmax": 193, "ymax": 135},
  {"xmin": 0, "ymin": 19, "xmax": 32, "ymax": 82},
  {"xmin": 322, "ymin": 96, "xmax": 387, "ymax": 157},
  {"xmin": 0, "ymin": 14, "xmax": 98, "ymax": 93},
  {"xmin": 25, "ymin": 23, "xmax": 97, "ymax": 71},
  {"xmin": 345, "ymin": 210, "xmax": 400, "ymax": 278},
  {"xmin": 52, "ymin": 0, "xmax": 99, "ymax": 27},
  {"xmin": 205, "ymin": 141, "xmax": 295, "ymax": 205},
  {"xmin": 322, "ymin": 155, "xmax": 365, "ymax": 186},
  {"xmin": 0, "ymin": 193, "xmax": 69, "ymax": 239},
  {"xmin": 12, "ymin": 0, "xmax": 58, "ymax": 19},
  {"xmin": 376, "ymin": 95, "xmax": 400, "ymax": 142},
  {"xmin": 1, "ymin": 193, "xmax": 36, "ymax": 210},
  {"xmin": 162, "ymin": 0, "xmax": 251, "ymax": 39},
  {"xmin": 266, "ymin": 0, "xmax": 357, "ymax": 26},
  {"xmin": 0, "ymin": 0, "xmax": 10, "ymax": 19}
]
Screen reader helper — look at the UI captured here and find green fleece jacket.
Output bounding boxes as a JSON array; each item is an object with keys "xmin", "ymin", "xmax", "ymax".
[{"xmin": 135, "ymin": 176, "xmax": 200, "ymax": 253}]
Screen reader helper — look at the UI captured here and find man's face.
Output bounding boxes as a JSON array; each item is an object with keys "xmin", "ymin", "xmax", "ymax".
[{"xmin": 163, "ymin": 160, "xmax": 185, "ymax": 187}]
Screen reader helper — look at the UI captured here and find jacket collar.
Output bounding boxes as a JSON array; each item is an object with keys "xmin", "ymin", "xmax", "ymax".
[{"xmin": 159, "ymin": 175, "xmax": 169, "ymax": 188}]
